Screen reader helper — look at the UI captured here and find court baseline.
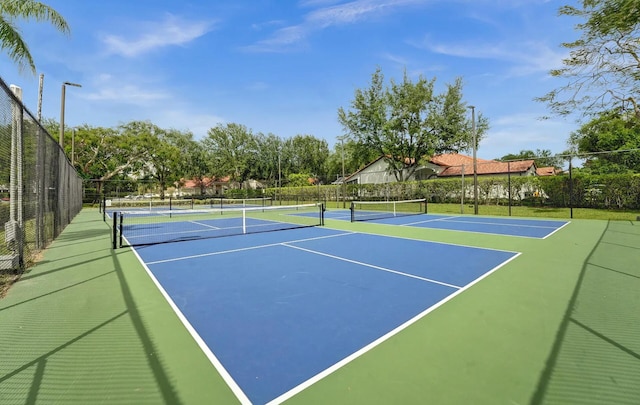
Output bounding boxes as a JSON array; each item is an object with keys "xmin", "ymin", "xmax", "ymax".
[{"xmin": 132, "ymin": 227, "xmax": 519, "ymax": 404}]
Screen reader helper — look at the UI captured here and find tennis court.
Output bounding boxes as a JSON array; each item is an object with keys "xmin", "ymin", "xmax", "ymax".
[
  {"xmin": 130, "ymin": 224, "xmax": 518, "ymax": 404},
  {"xmin": 2, "ymin": 208, "xmax": 638, "ymax": 405},
  {"xmin": 325, "ymin": 200, "xmax": 569, "ymax": 238}
]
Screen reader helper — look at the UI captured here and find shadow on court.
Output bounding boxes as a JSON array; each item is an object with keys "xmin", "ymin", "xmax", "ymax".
[
  {"xmin": 530, "ymin": 220, "xmax": 640, "ymax": 404},
  {"xmin": 0, "ymin": 213, "xmax": 182, "ymax": 404}
]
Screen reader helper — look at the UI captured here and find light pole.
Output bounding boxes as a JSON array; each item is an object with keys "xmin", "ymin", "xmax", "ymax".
[
  {"xmin": 60, "ymin": 81, "xmax": 81, "ymax": 149},
  {"xmin": 277, "ymin": 148, "xmax": 281, "ymax": 203},
  {"xmin": 341, "ymin": 136, "xmax": 346, "ymax": 208},
  {"xmin": 71, "ymin": 127, "xmax": 76, "ymax": 166},
  {"xmin": 469, "ymin": 105, "xmax": 478, "ymax": 215}
]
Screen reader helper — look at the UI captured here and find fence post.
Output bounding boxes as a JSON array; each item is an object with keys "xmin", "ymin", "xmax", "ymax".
[
  {"xmin": 508, "ymin": 161, "xmax": 512, "ymax": 216},
  {"xmin": 112, "ymin": 212, "xmax": 118, "ymax": 249},
  {"xmin": 8, "ymin": 85, "xmax": 24, "ymax": 268},
  {"xmin": 568, "ymin": 156, "xmax": 574, "ymax": 219}
]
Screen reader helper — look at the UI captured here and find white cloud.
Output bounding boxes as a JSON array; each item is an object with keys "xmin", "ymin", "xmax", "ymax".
[
  {"xmin": 83, "ymin": 73, "xmax": 170, "ymax": 105},
  {"xmin": 102, "ymin": 14, "xmax": 215, "ymax": 57},
  {"xmin": 417, "ymin": 37, "xmax": 567, "ymax": 77},
  {"xmin": 85, "ymin": 85, "xmax": 170, "ymax": 104},
  {"xmin": 247, "ymin": 0, "xmax": 430, "ymax": 52},
  {"xmin": 482, "ymin": 112, "xmax": 574, "ymax": 158},
  {"xmin": 155, "ymin": 110, "xmax": 225, "ymax": 139},
  {"xmin": 306, "ymin": 0, "xmax": 426, "ymax": 28}
]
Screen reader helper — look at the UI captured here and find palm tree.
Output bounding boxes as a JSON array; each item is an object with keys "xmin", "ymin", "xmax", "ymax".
[{"xmin": 0, "ymin": 0, "xmax": 69, "ymax": 74}]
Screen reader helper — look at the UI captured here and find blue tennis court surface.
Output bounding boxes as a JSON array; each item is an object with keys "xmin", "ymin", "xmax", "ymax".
[
  {"xmin": 325, "ymin": 209, "xmax": 569, "ymax": 238},
  {"xmin": 133, "ymin": 226, "xmax": 519, "ymax": 404}
]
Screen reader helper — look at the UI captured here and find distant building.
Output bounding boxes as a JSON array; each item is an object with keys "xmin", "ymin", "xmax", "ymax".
[
  {"xmin": 345, "ymin": 153, "xmax": 539, "ymax": 185},
  {"xmin": 178, "ymin": 176, "xmax": 230, "ymax": 196}
]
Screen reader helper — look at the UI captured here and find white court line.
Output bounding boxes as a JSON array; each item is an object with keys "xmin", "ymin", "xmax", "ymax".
[
  {"xmin": 127, "ymin": 245, "xmax": 252, "ymax": 405},
  {"xmin": 329, "ymin": 227, "xmax": 519, "ymax": 255},
  {"xmin": 145, "ymin": 231, "xmax": 355, "ymax": 265},
  {"xmin": 282, "ymin": 243, "xmax": 462, "ymax": 290},
  {"xmin": 446, "ymin": 218, "xmax": 562, "ymax": 229},
  {"xmin": 268, "ymin": 251, "xmax": 522, "ymax": 405},
  {"xmin": 190, "ymin": 220, "xmax": 220, "ymax": 229},
  {"xmin": 543, "ymin": 221, "xmax": 571, "ymax": 239},
  {"xmin": 402, "ymin": 215, "xmax": 459, "ymax": 226}
]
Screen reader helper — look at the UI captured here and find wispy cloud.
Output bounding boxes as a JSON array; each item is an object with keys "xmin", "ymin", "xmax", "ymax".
[
  {"xmin": 246, "ymin": 0, "xmax": 429, "ymax": 52},
  {"xmin": 484, "ymin": 112, "xmax": 572, "ymax": 157},
  {"xmin": 298, "ymin": 0, "xmax": 343, "ymax": 8},
  {"xmin": 84, "ymin": 73, "xmax": 170, "ymax": 105},
  {"xmin": 102, "ymin": 14, "xmax": 215, "ymax": 57},
  {"xmin": 416, "ymin": 37, "xmax": 566, "ymax": 76}
]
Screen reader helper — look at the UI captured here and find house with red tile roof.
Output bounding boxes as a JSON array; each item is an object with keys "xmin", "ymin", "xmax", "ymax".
[
  {"xmin": 177, "ymin": 176, "xmax": 231, "ymax": 196},
  {"xmin": 536, "ymin": 166, "xmax": 559, "ymax": 176},
  {"xmin": 344, "ymin": 153, "xmax": 539, "ymax": 184}
]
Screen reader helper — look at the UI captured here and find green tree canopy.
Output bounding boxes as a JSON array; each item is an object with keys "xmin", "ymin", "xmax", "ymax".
[
  {"xmin": 338, "ymin": 67, "xmax": 488, "ymax": 182},
  {"xmin": 568, "ymin": 110, "xmax": 640, "ymax": 173},
  {"xmin": 0, "ymin": 0, "xmax": 69, "ymax": 73},
  {"xmin": 203, "ymin": 123, "xmax": 258, "ymax": 188},
  {"xmin": 288, "ymin": 134, "xmax": 329, "ymax": 181},
  {"xmin": 538, "ymin": 0, "xmax": 640, "ymax": 119},
  {"xmin": 498, "ymin": 149, "xmax": 565, "ymax": 168}
]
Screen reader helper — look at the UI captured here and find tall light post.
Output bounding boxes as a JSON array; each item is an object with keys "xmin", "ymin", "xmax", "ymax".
[
  {"xmin": 469, "ymin": 105, "xmax": 478, "ymax": 215},
  {"xmin": 60, "ymin": 81, "xmax": 82, "ymax": 149},
  {"xmin": 277, "ymin": 148, "xmax": 281, "ymax": 203},
  {"xmin": 340, "ymin": 136, "xmax": 346, "ymax": 208}
]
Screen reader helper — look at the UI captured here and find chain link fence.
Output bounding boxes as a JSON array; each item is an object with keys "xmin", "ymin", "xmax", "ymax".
[
  {"xmin": 0, "ymin": 77, "xmax": 83, "ymax": 271},
  {"xmin": 266, "ymin": 155, "xmax": 640, "ymax": 217}
]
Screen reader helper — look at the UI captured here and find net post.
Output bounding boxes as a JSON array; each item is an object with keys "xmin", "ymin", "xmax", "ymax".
[
  {"xmin": 242, "ymin": 208, "xmax": 247, "ymax": 234},
  {"xmin": 320, "ymin": 203, "xmax": 325, "ymax": 226},
  {"xmin": 169, "ymin": 197, "xmax": 173, "ymax": 211},
  {"xmin": 424, "ymin": 199, "xmax": 428, "ymax": 214},
  {"xmin": 102, "ymin": 195, "xmax": 107, "ymax": 222},
  {"xmin": 350, "ymin": 202, "xmax": 355, "ymax": 222},
  {"xmin": 112, "ymin": 212, "xmax": 118, "ymax": 249},
  {"xmin": 191, "ymin": 196, "xmax": 194, "ymax": 210},
  {"xmin": 118, "ymin": 213, "xmax": 123, "ymax": 248}
]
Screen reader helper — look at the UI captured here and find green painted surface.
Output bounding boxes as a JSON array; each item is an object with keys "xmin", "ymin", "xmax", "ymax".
[
  {"xmin": 1, "ymin": 209, "xmax": 638, "ymax": 404},
  {"xmin": 0, "ymin": 210, "xmax": 238, "ymax": 404}
]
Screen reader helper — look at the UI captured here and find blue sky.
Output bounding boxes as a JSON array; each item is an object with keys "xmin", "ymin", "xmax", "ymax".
[{"xmin": 2, "ymin": 0, "xmax": 581, "ymax": 160}]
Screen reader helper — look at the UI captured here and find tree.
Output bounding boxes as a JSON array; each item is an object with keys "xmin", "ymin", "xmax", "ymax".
[
  {"xmin": 181, "ymin": 139, "xmax": 213, "ymax": 195},
  {"xmin": 70, "ymin": 123, "xmax": 151, "ymax": 195},
  {"xmin": 568, "ymin": 110, "xmax": 640, "ymax": 173},
  {"xmin": 338, "ymin": 68, "xmax": 487, "ymax": 182},
  {"xmin": 325, "ymin": 138, "xmax": 377, "ymax": 182},
  {"xmin": 127, "ymin": 123, "xmax": 190, "ymax": 199},
  {"xmin": 203, "ymin": 123, "xmax": 258, "ymax": 188},
  {"xmin": 252, "ymin": 132, "xmax": 283, "ymax": 186},
  {"xmin": 498, "ymin": 149, "xmax": 565, "ymax": 168},
  {"xmin": 0, "ymin": 0, "xmax": 69, "ymax": 73},
  {"xmin": 288, "ymin": 134, "xmax": 329, "ymax": 182},
  {"xmin": 538, "ymin": 0, "xmax": 640, "ymax": 119}
]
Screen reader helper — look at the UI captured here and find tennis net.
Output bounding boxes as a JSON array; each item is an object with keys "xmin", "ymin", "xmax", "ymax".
[
  {"xmin": 209, "ymin": 197, "xmax": 273, "ymax": 209},
  {"xmin": 350, "ymin": 199, "xmax": 427, "ymax": 222},
  {"xmin": 105, "ymin": 197, "xmax": 196, "ymax": 211},
  {"xmin": 112, "ymin": 202, "xmax": 324, "ymax": 248}
]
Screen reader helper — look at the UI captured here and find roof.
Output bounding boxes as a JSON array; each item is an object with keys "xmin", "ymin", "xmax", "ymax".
[
  {"xmin": 429, "ymin": 154, "xmax": 493, "ymax": 167},
  {"xmin": 181, "ymin": 177, "xmax": 230, "ymax": 188},
  {"xmin": 344, "ymin": 155, "xmax": 386, "ymax": 181},
  {"xmin": 536, "ymin": 167, "xmax": 558, "ymax": 176},
  {"xmin": 438, "ymin": 159, "xmax": 536, "ymax": 177},
  {"xmin": 344, "ymin": 153, "xmax": 541, "ymax": 181}
]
